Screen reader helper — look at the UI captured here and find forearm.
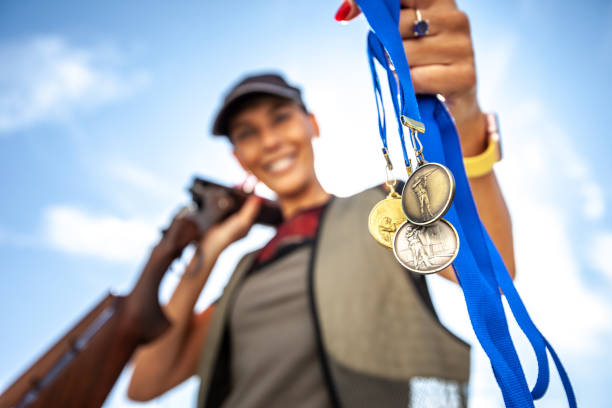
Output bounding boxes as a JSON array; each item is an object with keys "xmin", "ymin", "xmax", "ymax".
[
  {"xmin": 438, "ymin": 109, "xmax": 515, "ymax": 282},
  {"xmin": 462, "ymin": 108, "xmax": 515, "ymax": 277},
  {"xmin": 158, "ymin": 250, "xmax": 217, "ymax": 370},
  {"xmin": 468, "ymin": 169, "xmax": 515, "ymax": 277},
  {"xmin": 128, "ymin": 246, "xmax": 219, "ymax": 400}
]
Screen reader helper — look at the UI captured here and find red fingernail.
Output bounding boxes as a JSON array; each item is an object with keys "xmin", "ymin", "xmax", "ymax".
[{"xmin": 335, "ymin": 0, "xmax": 351, "ymax": 21}]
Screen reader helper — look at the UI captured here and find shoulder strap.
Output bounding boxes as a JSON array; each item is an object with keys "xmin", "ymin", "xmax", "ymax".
[{"xmin": 196, "ymin": 250, "xmax": 259, "ymax": 408}]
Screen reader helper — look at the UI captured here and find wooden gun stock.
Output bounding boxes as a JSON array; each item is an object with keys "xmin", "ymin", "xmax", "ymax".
[
  {"xmin": 0, "ymin": 177, "xmax": 279, "ymax": 407},
  {"xmin": 0, "ymin": 244, "xmax": 173, "ymax": 408},
  {"xmin": 1, "ymin": 294, "xmax": 140, "ymax": 408}
]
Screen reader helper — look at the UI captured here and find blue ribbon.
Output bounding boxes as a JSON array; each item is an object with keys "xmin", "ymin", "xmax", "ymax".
[
  {"xmin": 366, "ymin": 36, "xmax": 392, "ymax": 165},
  {"xmin": 357, "ymin": 1, "xmax": 577, "ymax": 406},
  {"xmin": 367, "ymin": 32, "xmax": 413, "ymax": 169}
]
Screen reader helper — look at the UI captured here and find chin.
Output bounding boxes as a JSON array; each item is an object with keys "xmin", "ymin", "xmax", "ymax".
[{"xmin": 265, "ymin": 172, "xmax": 310, "ymax": 199}]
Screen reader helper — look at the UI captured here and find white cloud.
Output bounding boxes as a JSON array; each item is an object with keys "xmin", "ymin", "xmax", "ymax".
[
  {"xmin": 43, "ymin": 205, "xmax": 158, "ymax": 263},
  {"xmin": 581, "ymin": 182, "xmax": 605, "ymax": 220},
  {"xmin": 476, "ymin": 35, "xmax": 518, "ymax": 107},
  {"xmin": 0, "ymin": 35, "xmax": 149, "ymax": 133},
  {"xmin": 511, "ymin": 202, "xmax": 611, "ymax": 353},
  {"xmin": 589, "ymin": 231, "xmax": 612, "ymax": 280},
  {"xmin": 108, "ymin": 159, "xmax": 177, "ymax": 200}
]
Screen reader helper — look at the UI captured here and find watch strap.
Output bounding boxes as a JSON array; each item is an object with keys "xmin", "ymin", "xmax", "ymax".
[{"xmin": 463, "ymin": 112, "xmax": 501, "ymax": 178}]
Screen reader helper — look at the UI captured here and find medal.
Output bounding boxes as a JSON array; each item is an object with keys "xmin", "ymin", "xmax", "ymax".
[
  {"xmin": 368, "ymin": 180, "xmax": 406, "ymax": 248},
  {"xmin": 401, "ymin": 161, "xmax": 455, "ymax": 225},
  {"xmin": 392, "ymin": 219, "xmax": 459, "ymax": 274}
]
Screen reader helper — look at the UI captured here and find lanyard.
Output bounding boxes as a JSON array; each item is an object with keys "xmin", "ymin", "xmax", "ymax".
[
  {"xmin": 356, "ymin": 0, "xmax": 576, "ymax": 406},
  {"xmin": 367, "ymin": 31, "xmax": 415, "ymax": 171},
  {"xmin": 366, "ymin": 36, "xmax": 392, "ymax": 169}
]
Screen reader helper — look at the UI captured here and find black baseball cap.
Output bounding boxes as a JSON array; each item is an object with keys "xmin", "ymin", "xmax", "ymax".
[{"xmin": 211, "ymin": 73, "xmax": 307, "ymax": 137}]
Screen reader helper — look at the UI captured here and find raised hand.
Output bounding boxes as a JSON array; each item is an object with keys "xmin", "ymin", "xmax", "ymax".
[{"xmin": 336, "ymin": 0, "xmax": 487, "ymax": 156}]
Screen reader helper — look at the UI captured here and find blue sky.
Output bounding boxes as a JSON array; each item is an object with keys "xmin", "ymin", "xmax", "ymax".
[{"xmin": 1, "ymin": 0, "xmax": 611, "ymax": 407}]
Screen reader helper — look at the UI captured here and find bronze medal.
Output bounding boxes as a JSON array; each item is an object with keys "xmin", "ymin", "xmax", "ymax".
[
  {"xmin": 392, "ymin": 218, "xmax": 459, "ymax": 274},
  {"xmin": 401, "ymin": 162, "xmax": 455, "ymax": 226}
]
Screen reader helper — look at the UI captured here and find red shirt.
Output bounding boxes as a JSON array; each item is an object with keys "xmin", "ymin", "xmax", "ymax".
[{"xmin": 254, "ymin": 203, "xmax": 327, "ymax": 266}]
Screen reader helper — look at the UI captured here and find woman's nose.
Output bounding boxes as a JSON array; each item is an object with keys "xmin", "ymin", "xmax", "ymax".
[{"xmin": 260, "ymin": 127, "xmax": 282, "ymax": 151}]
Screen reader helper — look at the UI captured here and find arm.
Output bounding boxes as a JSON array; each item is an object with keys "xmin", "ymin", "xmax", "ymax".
[
  {"xmin": 127, "ymin": 195, "xmax": 262, "ymax": 401},
  {"xmin": 339, "ymin": 0, "xmax": 515, "ymax": 283},
  {"xmin": 127, "ymin": 246, "xmax": 218, "ymax": 401},
  {"xmin": 441, "ymin": 154, "xmax": 515, "ymax": 283},
  {"xmin": 437, "ymin": 97, "xmax": 515, "ymax": 283}
]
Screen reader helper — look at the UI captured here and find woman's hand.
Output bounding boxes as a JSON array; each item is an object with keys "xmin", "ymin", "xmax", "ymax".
[
  {"xmin": 199, "ymin": 194, "xmax": 263, "ymax": 259},
  {"xmin": 162, "ymin": 194, "xmax": 262, "ymax": 279},
  {"xmin": 335, "ymin": 0, "xmax": 487, "ymax": 156}
]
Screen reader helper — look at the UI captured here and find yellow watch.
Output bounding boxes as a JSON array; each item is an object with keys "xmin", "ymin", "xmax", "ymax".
[{"xmin": 463, "ymin": 112, "xmax": 502, "ymax": 178}]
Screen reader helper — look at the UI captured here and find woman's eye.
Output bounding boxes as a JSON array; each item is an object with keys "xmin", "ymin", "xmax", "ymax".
[
  {"xmin": 274, "ymin": 111, "xmax": 291, "ymax": 123},
  {"xmin": 235, "ymin": 129, "xmax": 255, "ymax": 141}
]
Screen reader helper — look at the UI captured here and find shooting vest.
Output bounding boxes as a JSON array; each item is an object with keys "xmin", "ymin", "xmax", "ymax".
[{"xmin": 196, "ymin": 186, "xmax": 470, "ymax": 407}]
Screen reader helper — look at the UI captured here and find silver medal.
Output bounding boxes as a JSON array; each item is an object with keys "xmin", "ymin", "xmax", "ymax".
[{"xmin": 392, "ymin": 218, "xmax": 459, "ymax": 274}]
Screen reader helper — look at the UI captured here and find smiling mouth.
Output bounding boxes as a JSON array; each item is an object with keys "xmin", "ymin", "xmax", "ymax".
[{"xmin": 263, "ymin": 153, "xmax": 297, "ymax": 174}]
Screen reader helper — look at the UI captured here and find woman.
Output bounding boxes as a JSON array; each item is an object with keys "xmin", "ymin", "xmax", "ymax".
[{"xmin": 127, "ymin": 1, "xmax": 515, "ymax": 407}]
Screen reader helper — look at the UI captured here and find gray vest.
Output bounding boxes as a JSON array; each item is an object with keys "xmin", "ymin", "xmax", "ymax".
[{"xmin": 196, "ymin": 186, "xmax": 470, "ymax": 407}]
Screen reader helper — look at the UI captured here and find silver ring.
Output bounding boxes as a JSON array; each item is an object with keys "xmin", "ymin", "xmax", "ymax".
[{"xmin": 413, "ymin": 9, "xmax": 429, "ymax": 37}]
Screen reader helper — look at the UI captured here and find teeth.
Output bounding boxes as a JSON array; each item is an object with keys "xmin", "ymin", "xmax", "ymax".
[{"xmin": 268, "ymin": 157, "xmax": 294, "ymax": 172}]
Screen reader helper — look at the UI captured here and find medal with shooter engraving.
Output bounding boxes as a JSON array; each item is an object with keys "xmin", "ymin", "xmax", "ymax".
[
  {"xmin": 400, "ymin": 117, "xmax": 456, "ymax": 226},
  {"xmin": 393, "ymin": 219, "xmax": 459, "ymax": 274}
]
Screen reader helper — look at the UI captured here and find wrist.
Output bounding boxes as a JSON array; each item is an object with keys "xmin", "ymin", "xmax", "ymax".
[
  {"xmin": 182, "ymin": 238, "xmax": 224, "ymax": 280},
  {"xmin": 200, "ymin": 234, "xmax": 228, "ymax": 261},
  {"xmin": 463, "ymin": 112, "xmax": 502, "ymax": 178},
  {"xmin": 445, "ymin": 91, "xmax": 487, "ymax": 157},
  {"xmin": 456, "ymin": 106, "xmax": 487, "ymax": 157}
]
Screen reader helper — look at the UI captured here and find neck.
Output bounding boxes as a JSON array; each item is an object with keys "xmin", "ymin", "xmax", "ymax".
[{"xmin": 278, "ymin": 178, "xmax": 330, "ymax": 219}]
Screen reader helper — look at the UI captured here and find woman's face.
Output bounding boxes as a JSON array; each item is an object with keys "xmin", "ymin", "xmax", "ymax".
[{"xmin": 228, "ymin": 96, "xmax": 319, "ymax": 198}]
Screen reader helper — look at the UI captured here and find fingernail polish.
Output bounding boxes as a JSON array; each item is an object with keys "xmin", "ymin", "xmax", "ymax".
[{"xmin": 335, "ymin": 0, "xmax": 351, "ymax": 21}]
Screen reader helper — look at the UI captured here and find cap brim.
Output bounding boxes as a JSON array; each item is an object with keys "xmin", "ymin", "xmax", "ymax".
[{"xmin": 211, "ymin": 82, "xmax": 303, "ymax": 137}]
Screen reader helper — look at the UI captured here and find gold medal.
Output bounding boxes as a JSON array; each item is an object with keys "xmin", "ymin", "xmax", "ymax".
[
  {"xmin": 392, "ymin": 218, "xmax": 459, "ymax": 274},
  {"xmin": 368, "ymin": 182, "xmax": 407, "ymax": 248},
  {"xmin": 401, "ymin": 162, "xmax": 455, "ymax": 226}
]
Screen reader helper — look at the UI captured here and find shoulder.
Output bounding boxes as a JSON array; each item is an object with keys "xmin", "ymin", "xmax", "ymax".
[
  {"xmin": 320, "ymin": 183, "xmax": 386, "ymax": 232},
  {"xmin": 329, "ymin": 181, "xmax": 406, "ymax": 214},
  {"xmin": 334, "ymin": 184, "xmax": 384, "ymax": 207},
  {"xmin": 224, "ymin": 249, "xmax": 260, "ymax": 286}
]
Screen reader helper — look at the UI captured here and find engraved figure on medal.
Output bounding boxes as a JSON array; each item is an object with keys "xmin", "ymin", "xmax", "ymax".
[
  {"xmin": 393, "ymin": 219, "xmax": 459, "ymax": 274},
  {"xmin": 368, "ymin": 183, "xmax": 407, "ymax": 248},
  {"xmin": 401, "ymin": 162, "xmax": 455, "ymax": 225},
  {"xmin": 379, "ymin": 216, "xmax": 398, "ymax": 244}
]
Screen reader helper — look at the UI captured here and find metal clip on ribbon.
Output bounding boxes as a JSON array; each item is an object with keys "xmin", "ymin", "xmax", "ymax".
[{"xmin": 356, "ymin": 0, "xmax": 576, "ymax": 406}]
